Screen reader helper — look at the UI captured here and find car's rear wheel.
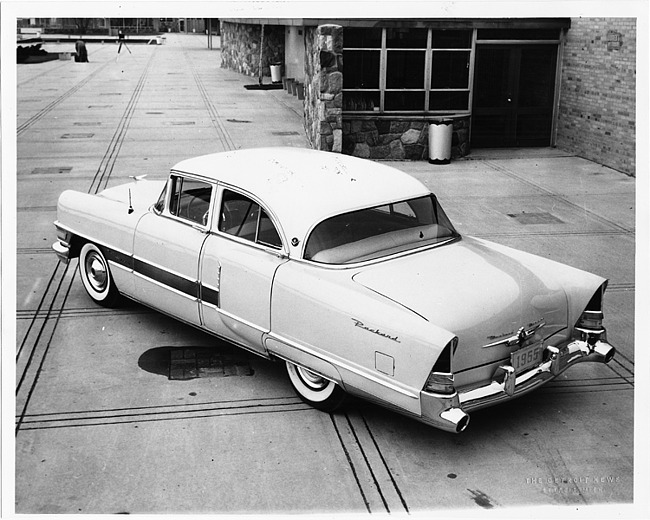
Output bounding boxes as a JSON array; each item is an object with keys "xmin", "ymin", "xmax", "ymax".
[
  {"xmin": 285, "ymin": 361, "xmax": 346, "ymax": 412},
  {"xmin": 79, "ymin": 242, "xmax": 120, "ymax": 307}
]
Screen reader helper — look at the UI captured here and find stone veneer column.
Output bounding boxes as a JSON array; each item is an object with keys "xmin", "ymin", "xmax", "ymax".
[{"xmin": 304, "ymin": 24, "xmax": 343, "ymax": 152}]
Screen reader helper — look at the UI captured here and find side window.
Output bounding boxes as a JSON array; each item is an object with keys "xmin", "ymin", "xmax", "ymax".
[
  {"xmin": 153, "ymin": 182, "xmax": 167, "ymax": 214},
  {"xmin": 219, "ymin": 190, "xmax": 282, "ymax": 249},
  {"xmin": 169, "ymin": 176, "xmax": 213, "ymax": 226}
]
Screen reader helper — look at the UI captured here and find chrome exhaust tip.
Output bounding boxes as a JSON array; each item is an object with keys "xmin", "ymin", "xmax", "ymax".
[
  {"xmin": 592, "ymin": 340, "xmax": 616, "ymax": 364},
  {"xmin": 440, "ymin": 408, "xmax": 470, "ymax": 433}
]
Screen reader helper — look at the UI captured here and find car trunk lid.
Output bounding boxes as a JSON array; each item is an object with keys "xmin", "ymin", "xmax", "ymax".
[{"xmin": 352, "ymin": 237, "xmax": 568, "ymax": 386}]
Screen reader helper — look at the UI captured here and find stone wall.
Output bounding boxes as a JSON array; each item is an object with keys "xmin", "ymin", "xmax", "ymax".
[
  {"xmin": 220, "ymin": 21, "xmax": 285, "ymax": 78},
  {"xmin": 304, "ymin": 25, "xmax": 343, "ymax": 152},
  {"xmin": 342, "ymin": 116, "xmax": 470, "ymax": 160},
  {"xmin": 557, "ymin": 18, "xmax": 636, "ymax": 176}
]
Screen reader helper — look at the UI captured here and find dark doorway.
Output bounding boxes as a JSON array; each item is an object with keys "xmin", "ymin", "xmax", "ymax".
[{"xmin": 471, "ymin": 45, "xmax": 558, "ymax": 147}]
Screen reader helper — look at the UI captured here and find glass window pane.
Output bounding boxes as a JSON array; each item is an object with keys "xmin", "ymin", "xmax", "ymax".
[
  {"xmin": 305, "ymin": 195, "xmax": 459, "ymax": 264},
  {"xmin": 386, "ymin": 28, "xmax": 427, "ymax": 48},
  {"xmin": 170, "ymin": 177, "xmax": 212, "ymax": 225},
  {"xmin": 220, "ymin": 190, "xmax": 259, "ymax": 241},
  {"xmin": 477, "ymin": 28, "xmax": 560, "ymax": 40},
  {"xmin": 386, "ymin": 50, "xmax": 425, "ymax": 89},
  {"xmin": 342, "ymin": 91, "xmax": 380, "ymax": 111},
  {"xmin": 385, "ymin": 91, "xmax": 425, "ymax": 111},
  {"xmin": 431, "ymin": 51, "xmax": 470, "ymax": 88},
  {"xmin": 344, "ymin": 27, "xmax": 382, "ymax": 48},
  {"xmin": 432, "ymin": 30, "xmax": 471, "ymax": 48},
  {"xmin": 519, "ymin": 46, "xmax": 557, "ymax": 107},
  {"xmin": 258, "ymin": 209, "xmax": 282, "ymax": 248},
  {"xmin": 343, "ymin": 50, "xmax": 380, "ymax": 89},
  {"xmin": 429, "ymin": 91, "xmax": 469, "ymax": 111}
]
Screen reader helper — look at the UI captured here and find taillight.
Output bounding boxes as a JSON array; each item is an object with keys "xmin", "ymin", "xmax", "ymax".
[
  {"xmin": 423, "ymin": 338, "xmax": 457, "ymax": 395},
  {"xmin": 573, "ymin": 283, "xmax": 607, "ymax": 344}
]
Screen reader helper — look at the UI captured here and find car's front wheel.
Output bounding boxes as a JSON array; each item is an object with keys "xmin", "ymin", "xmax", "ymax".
[
  {"xmin": 285, "ymin": 361, "xmax": 346, "ymax": 412},
  {"xmin": 78, "ymin": 242, "xmax": 121, "ymax": 307}
]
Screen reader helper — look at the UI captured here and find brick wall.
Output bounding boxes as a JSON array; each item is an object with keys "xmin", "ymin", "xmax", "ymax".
[{"xmin": 557, "ymin": 18, "xmax": 636, "ymax": 176}]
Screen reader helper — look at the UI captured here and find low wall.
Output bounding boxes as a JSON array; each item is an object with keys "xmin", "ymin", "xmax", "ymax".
[{"xmin": 342, "ymin": 116, "xmax": 470, "ymax": 160}]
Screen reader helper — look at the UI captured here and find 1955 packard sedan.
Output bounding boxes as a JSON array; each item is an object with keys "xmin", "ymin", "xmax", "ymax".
[{"xmin": 53, "ymin": 147, "xmax": 615, "ymax": 433}]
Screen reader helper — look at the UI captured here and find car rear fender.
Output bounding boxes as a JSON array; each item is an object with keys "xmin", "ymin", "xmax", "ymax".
[{"xmin": 269, "ymin": 261, "xmax": 455, "ymax": 415}]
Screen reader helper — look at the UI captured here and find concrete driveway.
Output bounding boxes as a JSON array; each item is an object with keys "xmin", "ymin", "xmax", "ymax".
[{"xmin": 12, "ymin": 33, "xmax": 638, "ymax": 515}]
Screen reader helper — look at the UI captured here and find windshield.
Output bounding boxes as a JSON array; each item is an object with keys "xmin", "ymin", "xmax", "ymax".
[{"xmin": 304, "ymin": 195, "xmax": 459, "ymax": 264}]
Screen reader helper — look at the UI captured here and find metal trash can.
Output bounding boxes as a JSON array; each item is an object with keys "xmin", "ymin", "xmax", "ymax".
[
  {"xmin": 428, "ymin": 119, "xmax": 453, "ymax": 164},
  {"xmin": 270, "ymin": 64, "xmax": 282, "ymax": 83}
]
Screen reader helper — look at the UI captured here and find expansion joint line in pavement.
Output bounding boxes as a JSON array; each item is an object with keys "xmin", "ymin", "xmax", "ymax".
[
  {"xmin": 184, "ymin": 51, "xmax": 235, "ymax": 151},
  {"xmin": 329, "ymin": 412, "xmax": 409, "ymax": 514},
  {"xmin": 17, "ymin": 61, "xmax": 112, "ymax": 136},
  {"xmin": 89, "ymin": 49, "xmax": 157, "ymax": 194},
  {"xmin": 15, "ymin": 263, "xmax": 78, "ymax": 436},
  {"xmin": 16, "ymin": 50, "xmax": 157, "ymax": 436},
  {"xmin": 483, "ymin": 160, "xmax": 634, "ymax": 236},
  {"xmin": 16, "ymin": 397, "xmax": 310, "ymax": 431}
]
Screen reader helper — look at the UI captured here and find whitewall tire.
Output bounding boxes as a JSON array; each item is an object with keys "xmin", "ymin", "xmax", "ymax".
[
  {"xmin": 79, "ymin": 242, "xmax": 120, "ymax": 307},
  {"xmin": 286, "ymin": 361, "xmax": 346, "ymax": 412}
]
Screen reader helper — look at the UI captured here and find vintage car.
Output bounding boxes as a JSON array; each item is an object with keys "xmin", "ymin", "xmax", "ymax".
[{"xmin": 53, "ymin": 147, "xmax": 615, "ymax": 433}]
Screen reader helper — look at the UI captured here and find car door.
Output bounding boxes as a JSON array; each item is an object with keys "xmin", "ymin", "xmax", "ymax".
[
  {"xmin": 200, "ymin": 187, "xmax": 288, "ymax": 355},
  {"xmin": 132, "ymin": 174, "xmax": 214, "ymax": 326}
]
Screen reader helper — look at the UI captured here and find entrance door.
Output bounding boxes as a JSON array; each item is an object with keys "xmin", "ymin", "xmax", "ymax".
[{"xmin": 472, "ymin": 45, "xmax": 558, "ymax": 147}]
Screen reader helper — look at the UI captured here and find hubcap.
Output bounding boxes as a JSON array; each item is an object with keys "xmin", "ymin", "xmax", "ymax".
[
  {"xmin": 86, "ymin": 253, "xmax": 107, "ymax": 291},
  {"xmin": 297, "ymin": 366, "xmax": 329, "ymax": 391}
]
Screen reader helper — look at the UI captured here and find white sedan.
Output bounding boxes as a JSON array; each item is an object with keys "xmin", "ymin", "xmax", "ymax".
[{"xmin": 53, "ymin": 147, "xmax": 615, "ymax": 432}]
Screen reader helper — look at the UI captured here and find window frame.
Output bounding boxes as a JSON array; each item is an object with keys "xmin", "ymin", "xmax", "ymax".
[
  {"xmin": 215, "ymin": 186, "xmax": 286, "ymax": 253},
  {"xmin": 153, "ymin": 173, "xmax": 215, "ymax": 230},
  {"xmin": 343, "ymin": 27, "xmax": 475, "ymax": 115}
]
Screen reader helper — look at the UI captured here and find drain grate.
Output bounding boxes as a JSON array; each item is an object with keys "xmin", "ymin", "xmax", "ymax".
[
  {"xmin": 61, "ymin": 133, "xmax": 94, "ymax": 139},
  {"xmin": 169, "ymin": 348, "xmax": 254, "ymax": 380},
  {"xmin": 31, "ymin": 166, "xmax": 73, "ymax": 175},
  {"xmin": 271, "ymin": 131, "xmax": 300, "ymax": 136},
  {"xmin": 507, "ymin": 212, "xmax": 564, "ymax": 225}
]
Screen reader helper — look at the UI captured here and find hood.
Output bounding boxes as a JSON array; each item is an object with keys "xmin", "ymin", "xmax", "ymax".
[
  {"xmin": 98, "ymin": 179, "xmax": 166, "ymax": 212},
  {"xmin": 352, "ymin": 237, "xmax": 569, "ymax": 374}
]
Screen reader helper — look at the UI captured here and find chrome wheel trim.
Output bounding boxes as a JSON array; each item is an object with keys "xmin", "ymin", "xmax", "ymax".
[
  {"xmin": 85, "ymin": 252, "xmax": 108, "ymax": 293},
  {"xmin": 79, "ymin": 243, "xmax": 112, "ymax": 302},
  {"xmin": 286, "ymin": 361, "xmax": 336, "ymax": 403},
  {"xmin": 295, "ymin": 365, "xmax": 330, "ymax": 391}
]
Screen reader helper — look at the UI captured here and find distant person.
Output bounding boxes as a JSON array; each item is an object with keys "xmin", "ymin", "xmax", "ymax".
[{"xmin": 75, "ymin": 39, "xmax": 88, "ymax": 62}]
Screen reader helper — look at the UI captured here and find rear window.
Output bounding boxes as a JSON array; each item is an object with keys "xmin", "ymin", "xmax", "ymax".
[{"xmin": 304, "ymin": 195, "xmax": 459, "ymax": 264}]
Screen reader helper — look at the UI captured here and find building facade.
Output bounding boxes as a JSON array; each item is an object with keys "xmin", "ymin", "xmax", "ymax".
[{"xmin": 220, "ymin": 17, "xmax": 636, "ymax": 176}]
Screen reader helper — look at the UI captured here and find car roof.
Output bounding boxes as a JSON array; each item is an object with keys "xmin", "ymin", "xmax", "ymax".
[{"xmin": 171, "ymin": 147, "xmax": 432, "ymax": 253}]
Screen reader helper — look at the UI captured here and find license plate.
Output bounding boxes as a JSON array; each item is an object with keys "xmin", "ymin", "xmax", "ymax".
[{"xmin": 511, "ymin": 342, "xmax": 543, "ymax": 373}]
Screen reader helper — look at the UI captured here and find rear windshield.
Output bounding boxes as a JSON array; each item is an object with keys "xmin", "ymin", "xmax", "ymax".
[{"xmin": 304, "ymin": 195, "xmax": 459, "ymax": 264}]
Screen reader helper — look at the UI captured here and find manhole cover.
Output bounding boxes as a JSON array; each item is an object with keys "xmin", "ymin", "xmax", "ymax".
[
  {"xmin": 99, "ymin": 92, "xmax": 122, "ymax": 96},
  {"xmin": 507, "ymin": 212, "xmax": 564, "ymax": 225},
  {"xmin": 31, "ymin": 166, "xmax": 73, "ymax": 175},
  {"xmin": 168, "ymin": 347, "xmax": 254, "ymax": 380},
  {"xmin": 74, "ymin": 122, "xmax": 102, "ymax": 126},
  {"xmin": 165, "ymin": 121, "xmax": 196, "ymax": 126},
  {"xmin": 146, "ymin": 111, "xmax": 165, "ymax": 115},
  {"xmin": 271, "ymin": 131, "xmax": 300, "ymax": 136},
  {"xmin": 227, "ymin": 118, "xmax": 252, "ymax": 123}
]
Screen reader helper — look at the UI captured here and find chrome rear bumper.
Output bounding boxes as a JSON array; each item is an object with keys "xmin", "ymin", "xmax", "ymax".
[{"xmin": 420, "ymin": 337, "xmax": 615, "ymax": 433}]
